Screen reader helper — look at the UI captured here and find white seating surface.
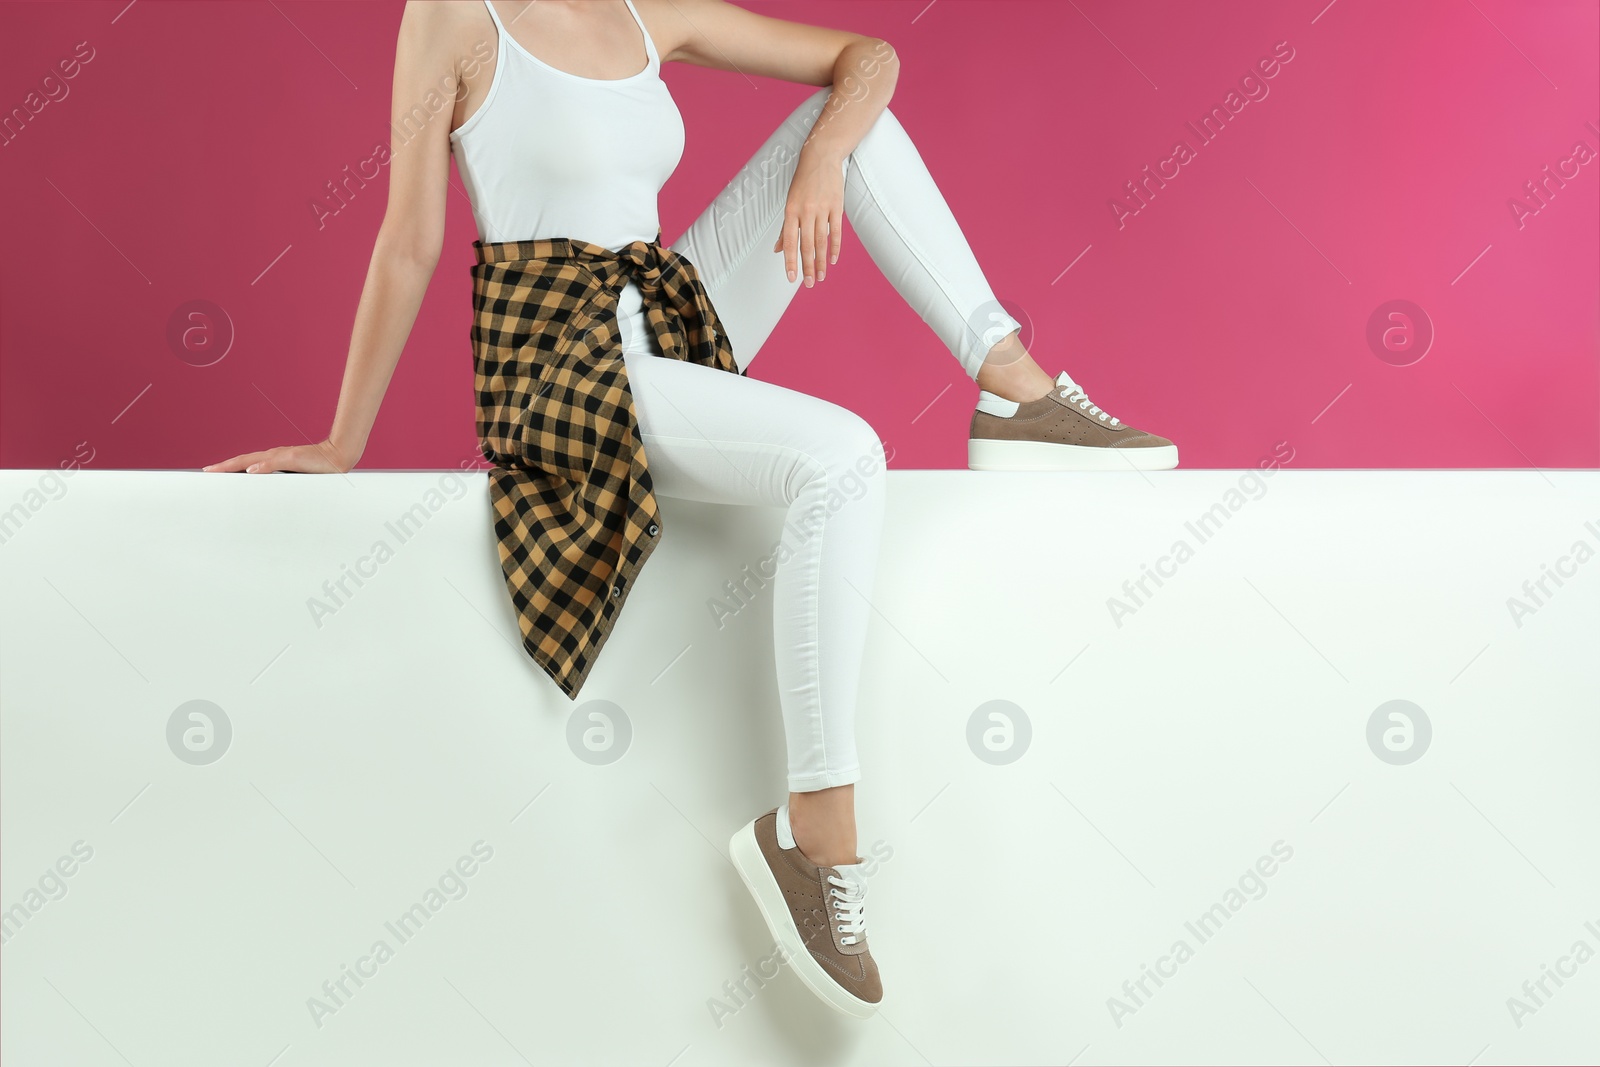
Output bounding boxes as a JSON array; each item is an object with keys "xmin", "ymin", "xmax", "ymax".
[{"xmin": 2, "ymin": 468, "xmax": 1596, "ymax": 1065}]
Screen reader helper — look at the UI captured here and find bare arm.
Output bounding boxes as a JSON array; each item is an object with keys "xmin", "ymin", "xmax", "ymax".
[
  {"xmin": 640, "ymin": 0, "xmax": 900, "ymax": 286},
  {"xmin": 204, "ymin": 1, "xmax": 462, "ymax": 473}
]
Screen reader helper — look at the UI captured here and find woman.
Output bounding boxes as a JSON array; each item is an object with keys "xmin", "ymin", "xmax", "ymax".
[{"xmin": 203, "ymin": 0, "xmax": 1176, "ymax": 1018}]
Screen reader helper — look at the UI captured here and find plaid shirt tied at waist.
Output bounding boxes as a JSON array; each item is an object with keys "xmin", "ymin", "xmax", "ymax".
[{"xmin": 471, "ymin": 231, "xmax": 740, "ymax": 699}]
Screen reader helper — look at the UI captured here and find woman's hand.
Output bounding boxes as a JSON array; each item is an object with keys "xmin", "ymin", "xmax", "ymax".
[
  {"xmin": 773, "ymin": 145, "xmax": 845, "ymax": 288},
  {"xmin": 202, "ymin": 438, "xmax": 356, "ymax": 474}
]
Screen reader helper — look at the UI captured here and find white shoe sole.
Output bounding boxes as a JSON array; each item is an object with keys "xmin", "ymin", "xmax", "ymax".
[
  {"xmin": 728, "ymin": 818, "xmax": 880, "ymax": 1019},
  {"xmin": 968, "ymin": 437, "xmax": 1179, "ymax": 471}
]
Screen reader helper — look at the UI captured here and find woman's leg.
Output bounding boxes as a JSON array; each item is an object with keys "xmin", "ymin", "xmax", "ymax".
[
  {"xmin": 623, "ymin": 350, "xmax": 885, "ymax": 868},
  {"xmin": 656, "ymin": 88, "xmax": 1045, "ymax": 860},
  {"xmin": 670, "ymin": 86, "xmax": 1050, "ymax": 397}
]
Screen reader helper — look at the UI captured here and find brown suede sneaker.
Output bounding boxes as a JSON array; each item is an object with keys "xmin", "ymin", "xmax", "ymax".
[
  {"xmin": 729, "ymin": 807, "xmax": 882, "ymax": 1018},
  {"xmin": 969, "ymin": 370, "xmax": 1178, "ymax": 471}
]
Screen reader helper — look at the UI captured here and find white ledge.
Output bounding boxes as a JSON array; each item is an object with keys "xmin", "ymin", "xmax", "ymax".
[{"xmin": 2, "ymin": 469, "xmax": 1596, "ymax": 1065}]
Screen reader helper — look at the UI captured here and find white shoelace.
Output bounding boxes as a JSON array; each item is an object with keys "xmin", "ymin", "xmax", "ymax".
[
  {"xmin": 1055, "ymin": 372, "xmax": 1122, "ymax": 428},
  {"xmin": 827, "ymin": 868, "xmax": 868, "ymax": 945}
]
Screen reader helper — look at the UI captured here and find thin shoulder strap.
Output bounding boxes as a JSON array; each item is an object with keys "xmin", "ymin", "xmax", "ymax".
[
  {"xmin": 482, "ymin": 0, "xmax": 511, "ymax": 37},
  {"xmin": 621, "ymin": 0, "xmax": 662, "ymax": 67}
]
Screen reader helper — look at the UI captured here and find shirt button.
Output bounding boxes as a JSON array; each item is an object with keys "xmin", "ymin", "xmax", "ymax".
[
  {"xmin": 611, "ymin": 583, "xmax": 623, "ymax": 597},
  {"xmin": 647, "ymin": 523, "xmax": 659, "ymax": 537}
]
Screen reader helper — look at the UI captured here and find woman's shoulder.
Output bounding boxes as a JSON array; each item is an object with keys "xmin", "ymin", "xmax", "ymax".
[
  {"xmin": 403, "ymin": 1, "xmax": 493, "ymax": 35},
  {"xmin": 397, "ymin": 1, "xmax": 497, "ymax": 73},
  {"xmin": 629, "ymin": 0, "xmax": 731, "ymax": 64}
]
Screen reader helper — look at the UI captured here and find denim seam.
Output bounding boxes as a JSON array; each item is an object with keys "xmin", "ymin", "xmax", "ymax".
[{"xmin": 810, "ymin": 468, "xmax": 829, "ymax": 787}]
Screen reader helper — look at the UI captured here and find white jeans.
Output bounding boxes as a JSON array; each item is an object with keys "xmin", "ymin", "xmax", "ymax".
[{"xmin": 620, "ymin": 87, "xmax": 1021, "ymax": 792}]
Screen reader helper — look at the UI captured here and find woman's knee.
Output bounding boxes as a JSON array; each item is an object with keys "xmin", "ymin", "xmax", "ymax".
[
  {"xmin": 849, "ymin": 101, "xmax": 906, "ymax": 165},
  {"xmin": 797, "ymin": 409, "xmax": 887, "ymax": 509},
  {"xmin": 838, "ymin": 412, "xmax": 888, "ymax": 479},
  {"xmin": 782, "ymin": 89, "xmax": 901, "ymax": 188},
  {"xmin": 781, "ymin": 87, "xmax": 834, "ymax": 142}
]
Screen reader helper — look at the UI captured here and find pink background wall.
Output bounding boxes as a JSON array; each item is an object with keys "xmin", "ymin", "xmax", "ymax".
[{"xmin": 2, "ymin": 0, "xmax": 1595, "ymax": 472}]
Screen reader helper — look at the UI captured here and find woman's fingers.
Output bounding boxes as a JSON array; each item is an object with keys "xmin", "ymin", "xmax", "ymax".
[
  {"xmin": 202, "ymin": 450, "xmax": 269, "ymax": 473},
  {"xmin": 201, "ymin": 446, "xmax": 313, "ymax": 474},
  {"xmin": 815, "ymin": 215, "xmax": 831, "ymax": 282},
  {"xmin": 799, "ymin": 211, "xmax": 816, "ymax": 287},
  {"xmin": 774, "ymin": 212, "xmax": 798, "ymax": 282},
  {"xmin": 773, "ymin": 202, "xmax": 842, "ymax": 285}
]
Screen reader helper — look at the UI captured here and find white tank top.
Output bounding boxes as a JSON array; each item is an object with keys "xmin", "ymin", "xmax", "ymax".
[{"xmin": 449, "ymin": 0, "xmax": 685, "ymax": 252}]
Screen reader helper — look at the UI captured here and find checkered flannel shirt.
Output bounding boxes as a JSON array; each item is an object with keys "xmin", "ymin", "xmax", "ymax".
[{"xmin": 471, "ymin": 231, "xmax": 740, "ymax": 698}]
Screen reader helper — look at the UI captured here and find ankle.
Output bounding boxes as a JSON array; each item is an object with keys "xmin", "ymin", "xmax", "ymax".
[
  {"xmin": 978, "ymin": 365, "xmax": 1053, "ymax": 403},
  {"xmin": 976, "ymin": 338, "xmax": 1054, "ymax": 402},
  {"xmin": 793, "ymin": 828, "xmax": 858, "ymax": 868},
  {"xmin": 787, "ymin": 798, "xmax": 858, "ymax": 868}
]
